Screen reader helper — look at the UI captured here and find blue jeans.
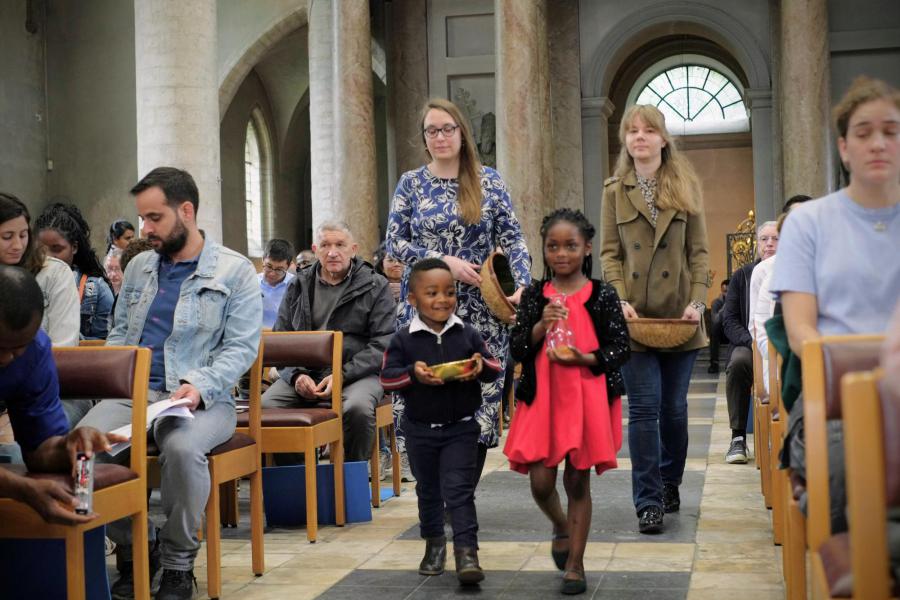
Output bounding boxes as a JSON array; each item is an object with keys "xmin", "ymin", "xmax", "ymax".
[{"xmin": 621, "ymin": 349, "xmax": 698, "ymax": 513}]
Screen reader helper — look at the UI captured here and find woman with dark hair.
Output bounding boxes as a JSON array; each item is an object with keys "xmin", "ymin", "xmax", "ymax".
[
  {"xmin": 600, "ymin": 104, "xmax": 710, "ymax": 534},
  {"xmin": 373, "ymin": 241, "xmax": 404, "ymax": 304},
  {"xmin": 36, "ymin": 203, "xmax": 114, "ymax": 340},
  {"xmin": 106, "ymin": 219, "xmax": 135, "ymax": 253},
  {"xmin": 0, "ymin": 193, "xmax": 79, "ymax": 346},
  {"xmin": 386, "ymin": 97, "xmax": 531, "ymax": 484}
]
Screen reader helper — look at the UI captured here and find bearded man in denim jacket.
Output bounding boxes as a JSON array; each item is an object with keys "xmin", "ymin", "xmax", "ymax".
[{"xmin": 78, "ymin": 167, "xmax": 262, "ymax": 600}]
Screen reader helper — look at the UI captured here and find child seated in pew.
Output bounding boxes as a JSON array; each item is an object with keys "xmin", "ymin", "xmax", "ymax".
[{"xmin": 380, "ymin": 258, "xmax": 502, "ymax": 585}]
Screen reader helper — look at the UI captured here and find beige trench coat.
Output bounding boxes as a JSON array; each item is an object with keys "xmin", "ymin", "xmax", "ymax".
[{"xmin": 599, "ymin": 171, "xmax": 710, "ymax": 352}]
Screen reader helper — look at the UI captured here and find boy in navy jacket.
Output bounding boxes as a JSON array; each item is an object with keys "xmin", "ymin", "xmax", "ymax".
[{"xmin": 380, "ymin": 258, "xmax": 500, "ymax": 585}]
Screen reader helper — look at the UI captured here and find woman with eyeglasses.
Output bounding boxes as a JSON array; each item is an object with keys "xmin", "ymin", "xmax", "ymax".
[{"xmin": 385, "ymin": 98, "xmax": 532, "ymax": 488}]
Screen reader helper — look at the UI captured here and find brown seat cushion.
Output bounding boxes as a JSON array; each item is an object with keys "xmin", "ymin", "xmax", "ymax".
[
  {"xmin": 821, "ymin": 341, "xmax": 882, "ymax": 419},
  {"xmin": 237, "ymin": 408, "xmax": 338, "ymax": 428},
  {"xmin": 209, "ymin": 433, "xmax": 255, "ymax": 455},
  {"xmin": 147, "ymin": 434, "xmax": 256, "ymax": 457},
  {"xmin": 0, "ymin": 463, "xmax": 138, "ymax": 495},
  {"xmin": 818, "ymin": 532, "xmax": 852, "ymax": 598}
]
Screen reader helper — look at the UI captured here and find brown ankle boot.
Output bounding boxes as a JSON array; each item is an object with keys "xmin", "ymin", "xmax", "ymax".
[
  {"xmin": 418, "ymin": 536, "xmax": 446, "ymax": 576},
  {"xmin": 453, "ymin": 546, "xmax": 484, "ymax": 585}
]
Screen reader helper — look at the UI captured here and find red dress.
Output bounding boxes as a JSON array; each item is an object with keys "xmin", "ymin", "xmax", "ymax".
[{"xmin": 503, "ymin": 281, "xmax": 622, "ymax": 474}]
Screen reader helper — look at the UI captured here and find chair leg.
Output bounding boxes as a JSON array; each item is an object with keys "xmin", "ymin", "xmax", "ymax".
[
  {"xmin": 305, "ymin": 445, "xmax": 318, "ymax": 542},
  {"xmin": 65, "ymin": 528, "xmax": 87, "ymax": 600},
  {"xmin": 219, "ymin": 480, "xmax": 239, "ymax": 527},
  {"xmin": 390, "ymin": 425, "xmax": 401, "ymax": 496},
  {"xmin": 249, "ymin": 463, "xmax": 265, "ymax": 575},
  {"xmin": 206, "ymin": 471, "xmax": 223, "ymax": 599},
  {"xmin": 371, "ymin": 425, "xmax": 381, "ymax": 508},
  {"xmin": 786, "ymin": 496, "xmax": 807, "ymax": 600},
  {"xmin": 132, "ymin": 509, "xmax": 151, "ymax": 600},
  {"xmin": 334, "ymin": 438, "xmax": 346, "ymax": 527}
]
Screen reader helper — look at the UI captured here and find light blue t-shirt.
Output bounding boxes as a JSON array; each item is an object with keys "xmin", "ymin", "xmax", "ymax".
[
  {"xmin": 258, "ymin": 271, "xmax": 294, "ymax": 329},
  {"xmin": 769, "ymin": 189, "xmax": 900, "ymax": 336}
]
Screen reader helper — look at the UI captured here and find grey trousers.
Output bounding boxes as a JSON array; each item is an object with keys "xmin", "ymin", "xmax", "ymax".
[
  {"xmin": 78, "ymin": 390, "xmax": 236, "ymax": 571},
  {"xmin": 262, "ymin": 375, "xmax": 381, "ymax": 462},
  {"xmin": 726, "ymin": 345, "xmax": 753, "ymax": 431}
]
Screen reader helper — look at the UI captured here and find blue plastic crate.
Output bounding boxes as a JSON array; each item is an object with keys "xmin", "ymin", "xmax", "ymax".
[
  {"xmin": 0, "ymin": 525, "xmax": 110, "ymax": 599},
  {"xmin": 262, "ymin": 461, "xmax": 373, "ymax": 527}
]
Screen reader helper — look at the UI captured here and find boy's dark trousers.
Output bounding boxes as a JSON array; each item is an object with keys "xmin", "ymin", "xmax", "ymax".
[{"xmin": 404, "ymin": 416, "xmax": 480, "ymax": 547}]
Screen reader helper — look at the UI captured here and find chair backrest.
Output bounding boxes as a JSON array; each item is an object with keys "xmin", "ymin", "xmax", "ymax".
[
  {"xmin": 78, "ymin": 339, "xmax": 106, "ymax": 347},
  {"xmin": 254, "ymin": 331, "xmax": 344, "ymax": 416},
  {"xmin": 842, "ymin": 369, "xmax": 898, "ymax": 599},
  {"xmin": 801, "ymin": 334, "xmax": 884, "ymax": 550},
  {"xmin": 52, "ymin": 346, "xmax": 151, "ymax": 477}
]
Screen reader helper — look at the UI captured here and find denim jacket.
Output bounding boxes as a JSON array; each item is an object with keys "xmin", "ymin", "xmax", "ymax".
[
  {"xmin": 108, "ymin": 239, "xmax": 262, "ymax": 407},
  {"xmin": 73, "ymin": 268, "xmax": 114, "ymax": 340}
]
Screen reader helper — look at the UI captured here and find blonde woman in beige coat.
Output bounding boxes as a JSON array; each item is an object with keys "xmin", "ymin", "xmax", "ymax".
[{"xmin": 600, "ymin": 104, "xmax": 710, "ymax": 534}]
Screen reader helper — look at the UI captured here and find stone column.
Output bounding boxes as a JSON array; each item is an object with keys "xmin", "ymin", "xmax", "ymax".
[
  {"xmin": 496, "ymin": 0, "xmax": 552, "ymax": 275},
  {"xmin": 780, "ymin": 0, "xmax": 830, "ymax": 201},
  {"xmin": 134, "ymin": 0, "xmax": 221, "ymax": 240},
  {"xmin": 747, "ymin": 88, "xmax": 777, "ymax": 224},
  {"xmin": 309, "ymin": 0, "xmax": 378, "ymax": 255},
  {"xmin": 387, "ymin": 0, "xmax": 429, "ymax": 177},
  {"xmin": 581, "ymin": 96, "xmax": 615, "ymax": 269}
]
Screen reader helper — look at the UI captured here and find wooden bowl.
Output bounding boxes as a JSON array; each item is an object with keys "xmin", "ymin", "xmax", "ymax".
[
  {"xmin": 626, "ymin": 318, "xmax": 699, "ymax": 349},
  {"xmin": 429, "ymin": 358, "xmax": 478, "ymax": 382},
  {"xmin": 479, "ymin": 251, "xmax": 516, "ymax": 323}
]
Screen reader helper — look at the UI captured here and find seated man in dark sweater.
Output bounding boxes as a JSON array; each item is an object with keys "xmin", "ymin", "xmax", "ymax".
[{"xmin": 381, "ymin": 258, "xmax": 501, "ymax": 586}]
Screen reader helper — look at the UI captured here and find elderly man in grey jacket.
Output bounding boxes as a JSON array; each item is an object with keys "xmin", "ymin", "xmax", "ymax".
[{"xmin": 262, "ymin": 221, "xmax": 396, "ymax": 462}]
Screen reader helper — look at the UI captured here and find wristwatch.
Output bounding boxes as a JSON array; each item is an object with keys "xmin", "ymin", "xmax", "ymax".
[{"xmin": 690, "ymin": 300, "xmax": 706, "ymax": 313}]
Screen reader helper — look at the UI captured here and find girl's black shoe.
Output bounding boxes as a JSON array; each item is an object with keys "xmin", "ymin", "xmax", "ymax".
[
  {"xmin": 551, "ymin": 532, "xmax": 570, "ymax": 571},
  {"xmin": 561, "ymin": 568, "xmax": 587, "ymax": 595}
]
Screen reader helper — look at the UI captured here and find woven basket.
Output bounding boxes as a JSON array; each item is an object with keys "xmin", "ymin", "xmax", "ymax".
[
  {"xmin": 479, "ymin": 251, "xmax": 517, "ymax": 323},
  {"xmin": 626, "ymin": 318, "xmax": 699, "ymax": 349}
]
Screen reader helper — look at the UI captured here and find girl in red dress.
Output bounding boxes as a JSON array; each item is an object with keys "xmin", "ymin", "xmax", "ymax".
[{"xmin": 503, "ymin": 208, "xmax": 631, "ymax": 595}]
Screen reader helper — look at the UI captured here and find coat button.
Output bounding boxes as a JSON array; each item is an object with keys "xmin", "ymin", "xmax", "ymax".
[
  {"xmin": 661, "ymin": 270, "xmax": 670, "ymax": 278},
  {"xmin": 659, "ymin": 241, "xmax": 668, "ymax": 249},
  {"xmin": 632, "ymin": 272, "xmax": 640, "ymax": 279},
  {"xmin": 633, "ymin": 242, "xmax": 641, "ymax": 250}
]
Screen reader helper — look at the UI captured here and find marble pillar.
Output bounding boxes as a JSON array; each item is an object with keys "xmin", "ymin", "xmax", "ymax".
[
  {"xmin": 388, "ymin": 0, "xmax": 429, "ymax": 178},
  {"xmin": 548, "ymin": 0, "xmax": 583, "ymax": 212},
  {"xmin": 134, "ymin": 0, "xmax": 221, "ymax": 240},
  {"xmin": 747, "ymin": 88, "xmax": 777, "ymax": 224},
  {"xmin": 780, "ymin": 0, "xmax": 830, "ymax": 201},
  {"xmin": 496, "ymin": 0, "xmax": 552, "ymax": 275},
  {"xmin": 581, "ymin": 96, "xmax": 615, "ymax": 270},
  {"xmin": 309, "ymin": 0, "xmax": 378, "ymax": 256}
]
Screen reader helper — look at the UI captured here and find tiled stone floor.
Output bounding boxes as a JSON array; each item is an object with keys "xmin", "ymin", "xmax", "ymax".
[{"xmin": 120, "ymin": 351, "xmax": 784, "ymax": 598}]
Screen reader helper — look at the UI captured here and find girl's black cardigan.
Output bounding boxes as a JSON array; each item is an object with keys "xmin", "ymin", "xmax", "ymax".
[{"xmin": 509, "ymin": 278, "xmax": 631, "ymax": 405}]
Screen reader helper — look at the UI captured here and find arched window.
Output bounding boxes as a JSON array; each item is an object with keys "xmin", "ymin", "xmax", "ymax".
[
  {"xmin": 628, "ymin": 55, "xmax": 749, "ymax": 135},
  {"xmin": 244, "ymin": 108, "xmax": 272, "ymax": 257}
]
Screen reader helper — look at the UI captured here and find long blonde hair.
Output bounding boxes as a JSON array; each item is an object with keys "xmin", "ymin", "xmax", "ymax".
[
  {"xmin": 614, "ymin": 105, "xmax": 703, "ymax": 214},
  {"xmin": 420, "ymin": 98, "xmax": 483, "ymax": 224}
]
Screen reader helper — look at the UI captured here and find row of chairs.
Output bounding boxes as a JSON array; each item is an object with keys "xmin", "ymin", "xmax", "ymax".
[
  {"xmin": 752, "ymin": 334, "xmax": 898, "ymax": 599},
  {"xmin": 0, "ymin": 330, "xmax": 400, "ymax": 600}
]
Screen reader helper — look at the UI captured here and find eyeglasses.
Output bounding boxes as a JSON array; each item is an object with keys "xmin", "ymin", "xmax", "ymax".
[
  {"xmin": 262, "ymin": 264, "xmax": 287, "ymax": 275},
  {"xmin": 759, "ymin": 235, "xmax": 779, "ymax": 243},
  {"xmin": 423, "ymin": 124, "xmax": 460, "ymax": 139}
]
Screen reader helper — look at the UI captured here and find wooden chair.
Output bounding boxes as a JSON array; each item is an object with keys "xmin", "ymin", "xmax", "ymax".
[
  {"xmin": 78, "ymin": 339, "xmax": 106, "ymax": 347},
  {"xmin": 841, "ymin": 368, "xmax": 900, "ymax": 600},
  {"xmin": 802, "ymin": 335, "xmax": 884, "ymax": 600},
  {"xmin": 147, "ymin": 346, "xmax": 265, "ymax": 599},
  {"xmin": 751, "ymin": 339, "xmax": 771, "ymax": 506},
  {"xmin": 767, "ymin": 341, "xmax": 785, "ymax": 547},
  {"xmin": 0, "ymin": 346, "xmax": 152, "ymax": 600},
  {"xmin": 235, "ymin": 330, "xmax": 346, "ymax": 542},
  {"xmin": 370, "ymin": 394, "xmax": 400, "ymax": 508}
]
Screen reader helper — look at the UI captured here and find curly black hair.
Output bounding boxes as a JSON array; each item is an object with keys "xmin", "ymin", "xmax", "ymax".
[
  {"xmin": 539, "ymin": 207, "xmax": 596, "ymax": 280},
  {"xmin": 35, "ymin": 203, "xmax": 108, "ymax": 281}
]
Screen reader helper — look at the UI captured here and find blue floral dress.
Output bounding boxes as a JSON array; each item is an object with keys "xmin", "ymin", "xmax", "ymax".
[{"xmin": 386, "ymin": 165, "xmax": 532, "ymax": 448}]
